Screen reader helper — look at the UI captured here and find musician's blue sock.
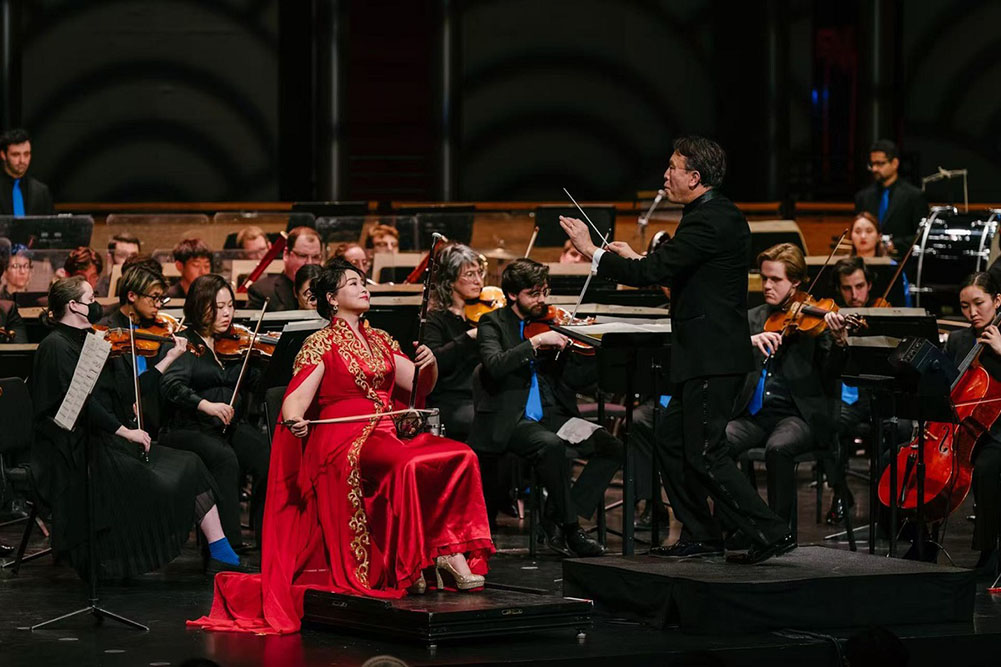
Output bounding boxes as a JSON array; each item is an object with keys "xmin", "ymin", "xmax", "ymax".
[{"xmin": 208, "ymin": 537, "xmax": 240, "ymax": 565}]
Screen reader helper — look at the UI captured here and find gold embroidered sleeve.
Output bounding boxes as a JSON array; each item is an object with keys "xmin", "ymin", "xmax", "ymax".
[{"xmin": 293, "ymin": 328, "xmax": 333, "ymax": 375}]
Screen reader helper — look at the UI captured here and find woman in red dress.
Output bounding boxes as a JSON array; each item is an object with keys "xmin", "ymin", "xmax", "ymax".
[{"xmin": 189, "ymin": 260, "xmax": 494, "ymax": 634}]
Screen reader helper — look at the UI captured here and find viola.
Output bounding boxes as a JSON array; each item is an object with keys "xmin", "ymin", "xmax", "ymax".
[
  {"xmin": 763, "ymin": 291, "xmax": 867, "ymax": 338},
  {"xmin": 523, "ymin": 305, "xmax": 596, "ymax": 355},
  {"xmin": 214, "ymin": 323, "xmax": 280, "ymax": 360},
  {"xmin": 877, "ymin": 312, "xmax": 1001, "ymax": 521},
  {"xmin": 464, "ymin": 286, "xmax": 506, "ymax": 324}
]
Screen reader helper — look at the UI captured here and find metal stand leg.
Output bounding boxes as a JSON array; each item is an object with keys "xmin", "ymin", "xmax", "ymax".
[{"xmin": 29, "ymin": 428, "xmax": 147, "ymax": 632}]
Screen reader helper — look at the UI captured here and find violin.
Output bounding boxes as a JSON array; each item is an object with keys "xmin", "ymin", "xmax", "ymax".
[
  {"xmin": 523, "ymin": 305, "xmax": 596, "ymax": 355},
  {"xmin": 96, "ymin": 313, "xmax": 206, "ymax": 358},
  {"xmin": 214, "ymin": 323, "xmax": 280, "ymax": 360},
  {"xmin": 763, "ymin": 292, "xmax": 867, "ymax": 338},
  {"xmin": 464, "ymin": 286, "xmax": 507, "ymax": 324}
]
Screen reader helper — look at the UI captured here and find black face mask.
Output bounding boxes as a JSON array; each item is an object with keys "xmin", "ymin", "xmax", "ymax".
[{"xmin": 73, "ymin": 301, "xmax": 103, "ymax": 325}]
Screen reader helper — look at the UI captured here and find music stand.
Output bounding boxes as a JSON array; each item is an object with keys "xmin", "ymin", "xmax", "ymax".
[
  {"xmin": 0, "ymin": 215, "xmax": 94, "ymax": 249},
  {"xmin": 315, "ymin": 216, "xmax": 366, "ymax": 245},
  {"xmin": 260, "ymin": 319, "xmax": 326, "ymax": 390},
  {"xmin": 554, "ymin": 322, "xmax": 671, "ymax": 555},
  {"xmin": 29, "ymin": 420, "xmax": 147, "ymax": 632},
  {"xmin": 843, "ymin": 336, "xmax": 958, "ymax": 559}
]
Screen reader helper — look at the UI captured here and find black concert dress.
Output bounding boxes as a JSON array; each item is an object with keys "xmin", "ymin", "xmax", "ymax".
[{"xmin": 30, "ymin": 323, "xmax": 217, "ymax": 580}]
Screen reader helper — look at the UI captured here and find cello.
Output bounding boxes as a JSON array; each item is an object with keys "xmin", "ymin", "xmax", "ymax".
[{"xmin": 877, "ymin": 309, "xmax": 1001, "ymax": 520}]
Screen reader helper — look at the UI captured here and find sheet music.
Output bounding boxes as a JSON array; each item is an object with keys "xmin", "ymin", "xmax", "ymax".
[
  {"xmin": 560, "ymin": 321, "xmax": 672, "ymax": 335},
  {"xmin": 847, "ymin": 335, "xmax": 901, "ymax": 348},
  {"xmin": 54, "ymin": 331, "xmax": 111, "ymax": 431}
]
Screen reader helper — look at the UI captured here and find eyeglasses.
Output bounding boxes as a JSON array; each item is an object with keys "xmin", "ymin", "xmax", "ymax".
[
  {"xmin": 7, "ymin": 262, "xmax": 30, "ymax": 271},
  {"xmin": 868, "ymin": 160, "xmax": 889, "ymax": 168},
  {"xmin": 303, "ymin": 289, "xmax": 317, "ymax": 303},
  {"xmin": 459, "ymin": 269, "xmax": 485, "ymax": 281},
  {"xmin": 140, "ymin": 293, "xmax": 170, "ymax": 306},
  {"xmin": 290, "ymin": 249, "xmax": 323, "ymax": 263},
  {"xmin": 523, "ymin": 287, "xmax": 551, "ymax": 299}
]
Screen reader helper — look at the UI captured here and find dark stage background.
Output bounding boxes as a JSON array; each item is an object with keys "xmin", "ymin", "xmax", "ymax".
[{"xmin": 0, "ymin": 0, "xmax": 998, "ymax": 205}]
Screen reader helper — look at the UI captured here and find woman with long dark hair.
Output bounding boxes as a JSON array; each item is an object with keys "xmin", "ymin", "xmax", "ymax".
[
  {"xmin": 159, "ymin": 274, "xmax": 270, "ymax": 549},
  {"xmin": 189, "ymin": 260, "xmax": 493, "ymax": 634}
]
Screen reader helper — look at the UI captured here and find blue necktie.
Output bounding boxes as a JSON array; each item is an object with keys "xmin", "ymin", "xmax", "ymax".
[
  {"xmin": 749, "ymin": 368, "xmax": 767, "ymax": 415},
  {"xmin": 877, "ymin": 187, "xmax": 889, "ymax": 225},
  {"xmin": 12, "ymin": 179, "xmax": 24, "ymax": 217},
  {"xmin": 132, "ymin": 323, "xmax": 148, "ymax": 375},
  {"xmin": 520, "ymin": 320, "xmax": 544, "ymax": 421},
  {"xmin": 841, "ymin": 383, "xmax": 858, "ymax": 406}
]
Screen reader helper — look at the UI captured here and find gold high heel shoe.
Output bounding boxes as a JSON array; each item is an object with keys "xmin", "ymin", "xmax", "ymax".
[
  {"xmin": 435, "ymin": 555, "xmax": 485, "ymax": 591},
  {"xmin": 407, "ymin": 572, "xmax": 427, "ymax": 595}
]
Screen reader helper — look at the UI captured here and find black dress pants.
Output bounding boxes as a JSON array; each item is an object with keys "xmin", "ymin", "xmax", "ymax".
[
  {"xmin": 658, "ymin": 374, "xmax": 789, "ymax": 546},
  {"xmin": 727, "ymin": 411, "xmax": 815, "ymax": 523},
  {"xmin": 972, "ymin": 438, "xmax": 1001, "ymax": 552},
  {"xmin": 160, "ymin": 422, "xmax": 270, "ymax": 546},
  {"xmin": 507, "ymin": 418, "xmax": 622, "ymax": 525}
]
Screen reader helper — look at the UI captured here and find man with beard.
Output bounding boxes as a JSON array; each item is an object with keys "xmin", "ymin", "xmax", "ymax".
[
  {"xmin": 854, "ymin": 139, "xmax": 927, "ymax": 258},
  {"xmin": 469, "ymin": 258, "xmax": 621, "ymax": 557},
  {"xmin": 0, "ymin": 128, "xmax": 55, "ymax": 216}
]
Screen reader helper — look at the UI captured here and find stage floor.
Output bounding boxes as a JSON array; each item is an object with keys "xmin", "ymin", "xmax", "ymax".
[{"xmin": 2, "ymin": 462, "xmax": 1001, "ymax": 666}]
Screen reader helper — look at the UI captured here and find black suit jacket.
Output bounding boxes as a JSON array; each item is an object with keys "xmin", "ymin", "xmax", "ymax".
[
  {"xmin": 247, "ymin": 273, "xmax": 297, "ymax": 311},
  {"xmin": 854, "ymin": 179, "xmax": 927, "ymax": 254},
  {"xmin": 0, "ymin": 173, "xmax": 55, "ymax": 216},
  {"xmin": 734, "ymin": 304, "xmax": 846, "ymax": 446},
  {"xmin": 468, "ymin": 306, "xmax": 592, "ymax": 454},
  {"xmin": 596, "ymin": 190, "xmax": 753, "ymax": 383}
]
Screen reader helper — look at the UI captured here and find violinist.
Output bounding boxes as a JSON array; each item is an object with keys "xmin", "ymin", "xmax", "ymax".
[
  {"xmin": 424, "ymin": 244, "xmax": 484, "ymax": 442},
  {"xmin": 943, "ymin": 272, "xmax": 1001, "ymax": 574},
  {"xmin": 29, "ymin": 277, "xmax": 244, "ymax": 578},
  {"xmin": 726, "ymin": 243, "xmax": 849, "ymax": 533},
  {"xmin": 470, "ymin": 258, "xmax": 620, "ymax": 557},
  {"xmin": 96, "ymin": 264, "xmax": 188, "ymax": 437},
  {"xmin": 160, "ymin": 274, "xmax": 270, "ymax": 549}
]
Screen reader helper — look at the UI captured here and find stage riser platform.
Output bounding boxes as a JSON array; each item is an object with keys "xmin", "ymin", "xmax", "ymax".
[{"xmin": 563, "ymin": 546, "xmax": 976, "ymax": 635}]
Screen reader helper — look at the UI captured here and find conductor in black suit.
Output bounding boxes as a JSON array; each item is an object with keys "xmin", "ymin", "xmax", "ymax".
[
  {"xmin": 560, "ymin": 136, "xmax": 795, "ymax": 564},
  {"xmin": 854, "ymin": 138, "xmax": 927, "ymax": 257},
  {"xmin": 0, "ymin": 128, "xmax": 55, "ymax": 216}
]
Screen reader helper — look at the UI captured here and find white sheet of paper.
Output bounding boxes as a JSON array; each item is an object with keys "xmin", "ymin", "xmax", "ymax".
[
  {"xmin": 54, "ymin": 331, "xmax": 112, "ymax": 431},
  {"xmin": 556, "ymin": 417, "xmax": 601, "ymax": 445}
]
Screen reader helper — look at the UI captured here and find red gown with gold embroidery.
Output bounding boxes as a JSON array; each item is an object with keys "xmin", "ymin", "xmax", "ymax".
[{"xmin": 188, "ymin": 318, "xmax": 494, "ymax": 634}]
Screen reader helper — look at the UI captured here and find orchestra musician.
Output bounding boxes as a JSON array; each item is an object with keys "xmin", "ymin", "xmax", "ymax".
[
  {"xmin": 189, "ymin": 260, "xmax": 493, "ymax": 635},
  {"xmin": 470, "ymin": 258, "xmax": 620, "ymax": 558},
  {"xmin": 560, "ymin": 135, "xmax": 796, "ymax": 563},
  {"xmin": 943, "ymin": 272, "xmax": 1001, "ymax": 575},
  {"xmin": 248, "ymin": 226, "xmax": 322, "ymax": 311},
  {"xmin": 29, "ymin": 276, "xmax": 243, "ymax": 578},
  {"xmin": 854, "ymin": 139, "xmax": 927, "ymax": 258},
  {"xmin": 424, "ymin": 243, "xmax": 483, "ymax": 443},
  {"xmin": 159, "ymin": 274, "xmax": 270, "ymax": 549},
  {"xmin": 726, "ymin": 244, "xmax": 849, "ymax": 535}
]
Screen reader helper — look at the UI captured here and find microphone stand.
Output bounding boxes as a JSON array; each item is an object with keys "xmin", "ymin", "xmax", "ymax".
[{"xmin": 636, "ymin": 189, "xmax": 665, "ymax": 250}]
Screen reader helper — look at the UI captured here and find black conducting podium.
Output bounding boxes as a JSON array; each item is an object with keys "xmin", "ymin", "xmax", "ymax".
[{"xmin": 553, "ymin": 321, "xmax": 671, "ymax": 555}]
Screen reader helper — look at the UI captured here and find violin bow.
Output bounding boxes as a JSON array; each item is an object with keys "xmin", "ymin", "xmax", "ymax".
[
  {"xmin": 807, "ymin": 228, "xmax": 850, "ymax": 299},
  {"xmin": 524, "ymin": 226, "xmax": 539, "ymax": 258},
  {"xmin": 128, "ymin": 316, "xmax": 150, "ymax": 464},
  {"xmin": 563, "ymin": 188, "xmax": 610, "ymax": 322},
  {"xmin": 224, "ymin": 298, "xmax": 269, "ymax": 433},
  {"xmin": 876, "ymin": 242, "xmax": 918, "ymax": 305},
  {"xmin": 281, "ymin": 407, "xmax": 440, "ymax": 427}
]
